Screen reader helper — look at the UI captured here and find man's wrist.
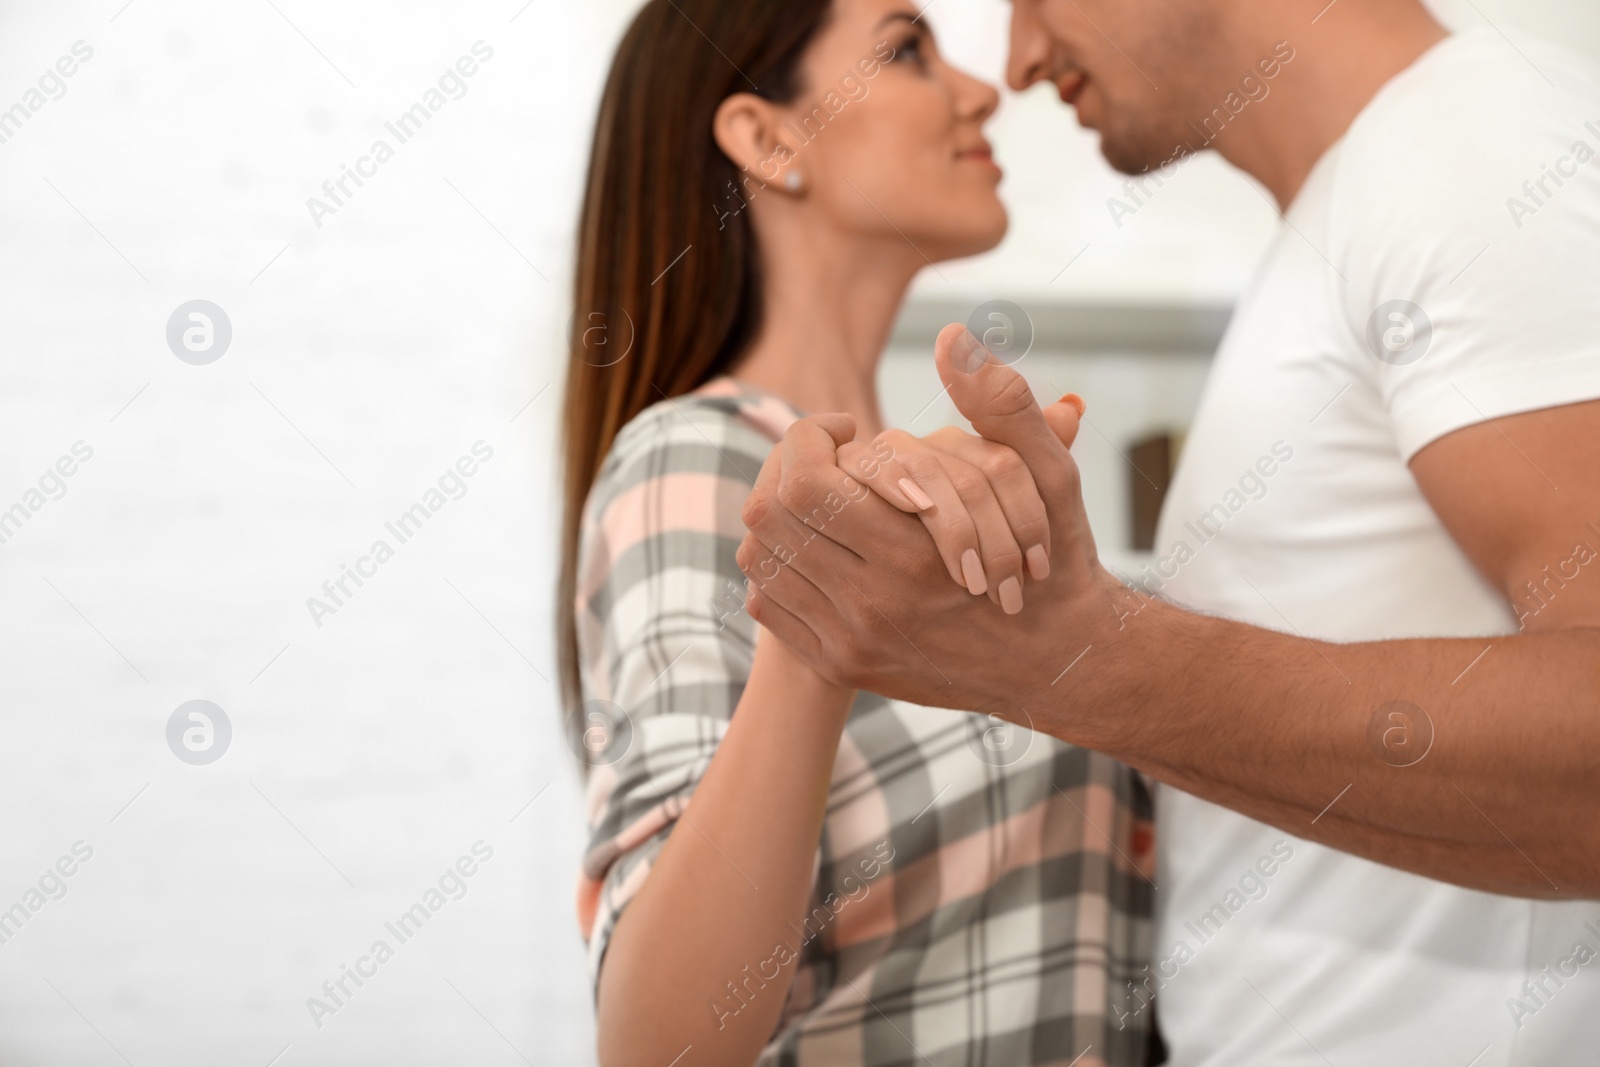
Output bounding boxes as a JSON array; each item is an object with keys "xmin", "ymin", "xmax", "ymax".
[{"xmin": 1020, "ymin": 566, "xmax": 1214, "ymax": 759}]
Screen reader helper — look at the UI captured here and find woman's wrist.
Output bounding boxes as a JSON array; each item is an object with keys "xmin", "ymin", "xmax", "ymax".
[{"xmin": 752, "ymin": 628, "xmax": 857, "ymax": 720}]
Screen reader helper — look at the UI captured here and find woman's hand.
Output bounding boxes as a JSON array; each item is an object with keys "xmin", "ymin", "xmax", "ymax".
[{"xmin": 836, "ymin": 394, "xmax": 1085, "ymax": 615}]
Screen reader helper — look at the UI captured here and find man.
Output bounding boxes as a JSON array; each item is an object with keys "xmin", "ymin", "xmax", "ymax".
[{"xmin": 735, "ymin": 0, "xmax": 1600, "ymax": 1063}]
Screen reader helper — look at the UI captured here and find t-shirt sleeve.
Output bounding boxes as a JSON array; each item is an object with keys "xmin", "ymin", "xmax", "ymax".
[
  {"xmin": 1338, "ymin": 49, "xmax": 1600, "ymax": 461},
  {"xmin": 570, "ymin": 401, "xmax": 769, "ymax": 990}
]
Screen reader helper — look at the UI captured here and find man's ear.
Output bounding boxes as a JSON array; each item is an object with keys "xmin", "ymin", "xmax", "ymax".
[{"xmin": 713, "ymin": 92, "xmax": 798, "ymax": 186}]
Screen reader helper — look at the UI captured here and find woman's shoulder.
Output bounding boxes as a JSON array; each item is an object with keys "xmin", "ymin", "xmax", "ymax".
[{"xmin": 588, "ymin": 377, "xmax": 803, "ymax": 515}]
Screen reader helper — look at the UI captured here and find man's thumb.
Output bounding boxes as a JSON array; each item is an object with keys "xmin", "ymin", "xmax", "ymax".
[{"xmin": 935, "ymin": 323, "xmax": 1075, "ymax": 479}]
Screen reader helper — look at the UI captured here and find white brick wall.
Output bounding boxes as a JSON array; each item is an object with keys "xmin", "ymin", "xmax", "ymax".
[{"xmin": 0, "ymin": 3, "xmax": 601, "ymax": 1063}]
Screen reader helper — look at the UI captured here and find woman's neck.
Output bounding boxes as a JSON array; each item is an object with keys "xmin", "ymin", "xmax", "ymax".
[{"xmin": 729, "ymin": 225, "xmax": 921, "ymax": 441}]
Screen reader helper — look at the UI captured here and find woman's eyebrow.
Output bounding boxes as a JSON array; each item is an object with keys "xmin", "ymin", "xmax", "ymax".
[{"xmin": 874, "ymin": 11, "xmax": 922, "ymax": 32}]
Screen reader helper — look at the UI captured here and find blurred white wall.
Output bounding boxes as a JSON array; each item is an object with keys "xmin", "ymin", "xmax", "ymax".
[{"xmin": 1, "ymin": 2, "xmax": 1597, "ymax": 1066}]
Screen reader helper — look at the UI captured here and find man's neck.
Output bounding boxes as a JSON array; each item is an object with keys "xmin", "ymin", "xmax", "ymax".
[{"xmin": 1212, "ymin": 3, "xmax": 1450, "ymax": 209}]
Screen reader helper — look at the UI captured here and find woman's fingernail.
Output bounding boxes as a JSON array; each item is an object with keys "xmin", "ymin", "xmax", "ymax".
[
  {"xmin": 953, "ymin": 328, "xmax": 989, "ymax": 375},
  {"xmin": 1059, "ymin": 393, "xmax": 1086, "ymax": 417},
  {"xmin": 999, "ymin": 577, "xmax": 1023, "ymax": 615},
  {"xmin": 1025, "ymin": 544, "xmax": 1050, "ymax": 581},
  {"xmin": 898, "ymin": 477, "xmax": 934, "ymax": 511},
  {"xmin": 961, "ymin": 549, "xmax": 987, "ymax": 596}
]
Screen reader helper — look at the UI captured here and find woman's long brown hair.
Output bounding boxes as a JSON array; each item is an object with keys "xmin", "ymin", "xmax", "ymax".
[{"xmin": 557, "ymin": 0, "xmax": 834, "ymax": 755}]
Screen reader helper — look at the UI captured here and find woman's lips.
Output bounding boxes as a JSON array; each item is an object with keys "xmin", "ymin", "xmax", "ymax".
[{"xmin": 957, "ymin": 145, "xmax": 1002, "ymax": 177}]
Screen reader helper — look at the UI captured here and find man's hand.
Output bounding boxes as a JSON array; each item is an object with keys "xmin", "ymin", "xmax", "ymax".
[{"xmin": 736, "ymin": 324, "xmax": 1130, "ymax": 714}]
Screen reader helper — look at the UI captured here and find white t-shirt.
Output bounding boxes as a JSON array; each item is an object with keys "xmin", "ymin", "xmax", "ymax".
[{"xmin": 1148, "ymin": 29, "xmax": 1600, "ymax": 1067}]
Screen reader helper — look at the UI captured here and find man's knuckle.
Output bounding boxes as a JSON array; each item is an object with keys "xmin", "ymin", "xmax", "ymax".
[
  {"xmin": 742, "ymin": 489, "xmax": 772, "ymax": 529},
  {"xmin": 989, "ymin": 373, "xmax": 1037, "ymax": 418},
  {"xmin": 779, "ymin": 470, "xmax": 832, "ymax": 512}
]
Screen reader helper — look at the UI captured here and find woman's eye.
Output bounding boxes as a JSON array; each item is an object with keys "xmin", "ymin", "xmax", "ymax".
[{"xmin": 891, "ymin": 35, "xmax": 925, "ymax": 64}]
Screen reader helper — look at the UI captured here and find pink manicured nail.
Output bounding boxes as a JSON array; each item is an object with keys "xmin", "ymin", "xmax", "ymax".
[
  {"xmin": 999, "ymin": 577, "xmax": 1023, "ymax": 615},
  {"xmin": 1025, "ymin": 544, "xmax": 1050, "ymax": 581},
  {"xmin": 961, "ymin": 549, "xmax": 987, "ymax": 595},
  {"xmin": 898, "ymin": 477, "xmax": 934, "ymax": 511}
]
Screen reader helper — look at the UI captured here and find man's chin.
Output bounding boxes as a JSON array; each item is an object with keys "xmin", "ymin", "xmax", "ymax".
[{"xmin": 1097, "ymin": 129, "xmax": 1181, "ymax": 179}]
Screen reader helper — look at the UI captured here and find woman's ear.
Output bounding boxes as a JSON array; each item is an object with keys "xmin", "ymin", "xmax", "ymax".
[{"xmin": 713, "ymin": 93, "xmax": 801, "ymax": 190}]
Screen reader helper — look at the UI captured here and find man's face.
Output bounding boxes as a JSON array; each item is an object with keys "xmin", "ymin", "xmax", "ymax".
[{"xmin": 1006, "ymin": 0, "xmax": 1227, "ymax": 174}]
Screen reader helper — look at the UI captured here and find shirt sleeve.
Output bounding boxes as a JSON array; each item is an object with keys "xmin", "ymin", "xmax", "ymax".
[
  {"xmin": 1336, "ymin": 45, "xmax": 1600, "ymax": 461},
  {"xmin": 570, "ymin": 399, "xmax": 771, "ymax": 989}
]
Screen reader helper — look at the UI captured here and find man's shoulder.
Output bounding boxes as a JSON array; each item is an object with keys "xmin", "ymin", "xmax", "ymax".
[
  {"xmin": 1318, "ymin": 30, "xmax": 1600, "ymax": 305},
  {"xmin": 1332, "ymin": 29, "xmax": 1600, "ymax": 223}
]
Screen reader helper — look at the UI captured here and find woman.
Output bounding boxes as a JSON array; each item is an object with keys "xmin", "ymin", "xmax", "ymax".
[{"xmin": 557, "ymin": 1, "xmax": 1156, "ymax": 1063}]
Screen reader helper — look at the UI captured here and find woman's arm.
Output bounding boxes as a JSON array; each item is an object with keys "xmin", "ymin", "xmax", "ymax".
[{"xmin": 595, "ymin": 635, "xmax": 855, "ymax": 1067}]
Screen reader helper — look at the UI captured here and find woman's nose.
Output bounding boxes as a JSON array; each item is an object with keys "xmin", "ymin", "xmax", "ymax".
[{"xmin": 954, "ymin": 68, "xmax": 1002, "ymax": 124}]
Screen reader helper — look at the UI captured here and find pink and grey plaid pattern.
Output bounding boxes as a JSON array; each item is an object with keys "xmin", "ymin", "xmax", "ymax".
[{"xmin": 573, "ymin": 378, "xmax": 1156, "ymax": 1066}]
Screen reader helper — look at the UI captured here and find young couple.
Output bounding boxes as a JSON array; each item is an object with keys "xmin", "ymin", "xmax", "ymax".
[{"xmin": 559, "ymin": 1, "xmax": 1600, "ymax": 1065}]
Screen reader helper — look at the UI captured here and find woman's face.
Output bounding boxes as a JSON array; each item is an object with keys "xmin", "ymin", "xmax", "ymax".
[{"xmin": 769, "ymin": 0, "xmax": 1007, "ymax": 262}]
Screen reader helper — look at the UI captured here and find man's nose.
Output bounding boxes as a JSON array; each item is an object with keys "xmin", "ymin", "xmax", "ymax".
[{"xmin": 1005, "ymin": 5, "xmax": 1052, "ymax": 92}]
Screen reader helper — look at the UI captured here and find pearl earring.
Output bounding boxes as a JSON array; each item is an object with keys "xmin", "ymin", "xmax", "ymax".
[{"xmin": 784, "ymin": 171, "xmax": 803, "ymax": 192}]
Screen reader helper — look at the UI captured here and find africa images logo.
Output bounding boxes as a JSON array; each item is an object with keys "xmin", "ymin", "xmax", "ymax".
[{"xmin": 1365, "ymin": 300, "xmax": 1432, "ymax": 366}]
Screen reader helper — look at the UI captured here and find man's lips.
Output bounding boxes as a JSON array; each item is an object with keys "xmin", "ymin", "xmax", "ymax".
[{"xmin": 1057, "ymin": 71, "xmax": 1087, "ymax": 106}]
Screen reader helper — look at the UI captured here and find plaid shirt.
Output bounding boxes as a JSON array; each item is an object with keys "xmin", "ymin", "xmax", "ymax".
[{"xmin": 574, "ymin": 377, "xmax": 1156, "ymax": 1066}]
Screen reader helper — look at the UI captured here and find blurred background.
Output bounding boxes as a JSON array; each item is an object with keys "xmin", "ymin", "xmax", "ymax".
[{"xmin": 0, "ymin": 1, "xmax": 1595, "ymax": 1064}]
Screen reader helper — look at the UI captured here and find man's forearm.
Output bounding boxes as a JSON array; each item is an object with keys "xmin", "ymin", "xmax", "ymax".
[
  {"xmin": 736, "ymin": 385, "xmax": 1600, "ymax": 900},
  {"xmin": 1039, "ymin": 592, "xmax": 1600, "ymax": 899}
]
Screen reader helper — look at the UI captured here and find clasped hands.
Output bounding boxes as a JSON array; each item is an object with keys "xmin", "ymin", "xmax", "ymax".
[{"xmin": 736, "ymin": 324, "xmax": 1139, "ymax": 716}]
